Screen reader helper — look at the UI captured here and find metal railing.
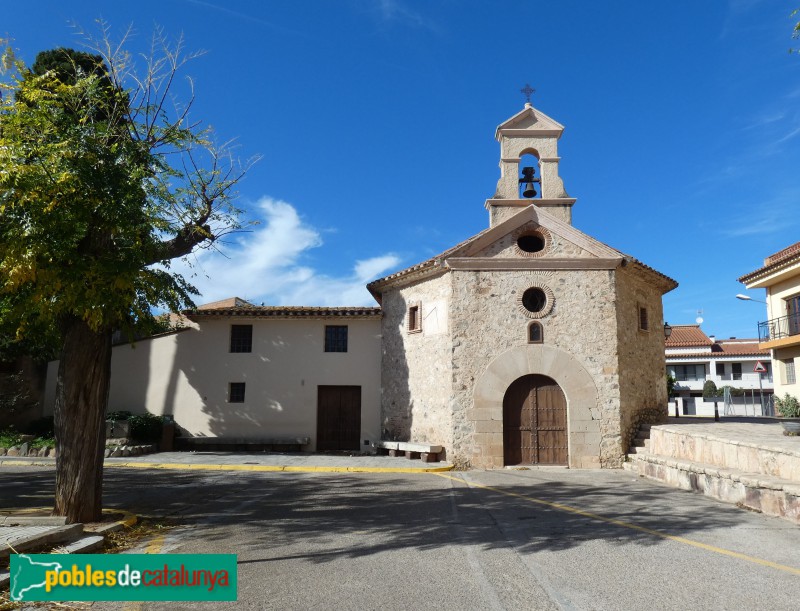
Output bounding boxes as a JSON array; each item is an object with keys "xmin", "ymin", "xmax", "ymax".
[{"xmin": 758, "ymin": 312, "xmax": 800, "ymax": 343}]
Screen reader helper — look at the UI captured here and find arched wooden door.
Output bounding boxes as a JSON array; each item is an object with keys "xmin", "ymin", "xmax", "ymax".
[{"xmin": 503, "ymin": 374, "xmax": 567, "ymax": 465}]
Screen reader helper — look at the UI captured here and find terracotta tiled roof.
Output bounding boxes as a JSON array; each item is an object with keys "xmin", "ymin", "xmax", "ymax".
[
  {"xmin": 665, "ymin": 325, "xmax": 713, "ymax": 347},
  {"xmin": 367, "ymin": 225, "xmax": 495, "ymax": 290},
  {"xmin": 765, "ymin": 241, "xmax": 800, "ymax": 266},
  {"xmin": 712, "ymin": 339, "xmax": 768, "ymax": 357},
  {"xmin": 738, "ymin": 240, "xmax": 800, "ymax": 284},
  {"xmin": 187, "ymin": 303, "xmax": 381, "ymax": 319},
  {"xmin": 197, "ymin": 297, "xmax": 252, "ymax": 310},
  {"xmin": 665, "ymin": 336, "xmax": 768, "ymax": 358}
]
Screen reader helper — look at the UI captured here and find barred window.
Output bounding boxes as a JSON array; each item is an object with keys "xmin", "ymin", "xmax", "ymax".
[
  {"xmin": 230, "ymin": 325, "xmax": 252, "ymax": 353},
  {"xmin": 785, "ymin": 359, "xmax": 797, "ymax": 385},
  {"xmin": 325, "ymin": 325, "xmax": 348, "ymax": 352},
  {"xmin": 229, "ymin": 382, "xmax": 246, "ymax": 403}
]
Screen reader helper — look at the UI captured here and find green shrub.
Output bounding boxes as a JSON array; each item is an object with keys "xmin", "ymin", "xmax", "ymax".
[
  {"xmin": 775, "ymin": 393, "xmax": 800, "ymax": 418},
  {"xmin": 129, "ymin": 413, "xmax": 165, "ymax": 442},
  {"xmin": 0, "ymin": 428, "xmax": 21, "ymax": 447},
  {"xmin": 718, "ymin": 385, "xmax": 744, "ymax": 398},
  {"xmin": 702, "ymin": 380, "xmax": 718, "ymax": 399},
  {"xmin": 106, "ymin": 410, "xmax": 133, "ymax": 422},
  {"xmin": 106, "ymin": 411, "xmax": 168, "ymax": 442}
]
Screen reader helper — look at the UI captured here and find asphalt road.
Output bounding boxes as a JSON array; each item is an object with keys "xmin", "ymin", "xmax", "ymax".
[{"xmin": 2, "ymin": 465, "xmax": 800, "ymax": 610}]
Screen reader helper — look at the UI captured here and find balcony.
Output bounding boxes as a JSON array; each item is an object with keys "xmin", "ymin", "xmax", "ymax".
[
  {"xmin": 758, "ymin": 312, "xmax": 800, "ymax": 349},
  {"xmin": 673, "ymin": 373, "xmax": 773, "ymax": 392}
]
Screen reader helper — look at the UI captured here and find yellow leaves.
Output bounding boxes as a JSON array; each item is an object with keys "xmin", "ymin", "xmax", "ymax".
[{"xmin": 2, "ymin": 259, "xmax": 36, "ymax": 289}]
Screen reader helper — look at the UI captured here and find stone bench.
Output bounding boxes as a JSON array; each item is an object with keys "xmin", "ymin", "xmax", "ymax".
[
  {"xmin": 176, "ymin": 436, "xmax": 310, "ymax": 453},
  {"xmin": 373, "ymin": 441, "xmax": 444, "ymax": 463}
]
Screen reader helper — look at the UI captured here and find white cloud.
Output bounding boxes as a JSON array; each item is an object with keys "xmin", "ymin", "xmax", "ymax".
[
  {"xmin": 171, "ymin": 196, "xmax": 401, "ymax": 307},
  {"xmin": 374, "ymin": 0, "xmax": 440, "ymax": 33}
]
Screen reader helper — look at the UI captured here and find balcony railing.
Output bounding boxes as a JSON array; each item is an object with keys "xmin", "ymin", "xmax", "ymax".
[{"xmin": 758, "ymin": 312, "xmax": 800, "ymax": 343}]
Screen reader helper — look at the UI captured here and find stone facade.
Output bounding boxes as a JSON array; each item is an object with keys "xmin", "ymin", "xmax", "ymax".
[
  {"xmin": 371, "ymin": 104, "xmax": 676, "ymax": 469},
  {"xmin": 380, "ymin": 272, "xmax": 454, "ymax": 454}
]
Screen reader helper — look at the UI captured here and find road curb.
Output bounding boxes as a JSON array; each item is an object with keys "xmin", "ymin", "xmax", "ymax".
[
  {"xmin": 103, "ymin": 461, "xmax": 454, "ymax": 473},
  {"xmin": 0, "ymin": 456, "xmax": 454, "ymax": 473}
]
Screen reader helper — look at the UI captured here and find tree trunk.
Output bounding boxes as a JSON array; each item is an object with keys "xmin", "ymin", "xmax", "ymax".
[{"xmin": 53, "ymin": 316, "xmax": 112, "ymax": 523}]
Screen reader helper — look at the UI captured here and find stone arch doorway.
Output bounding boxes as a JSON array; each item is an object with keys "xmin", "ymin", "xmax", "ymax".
[
  {"xmin": 503, "ymin": 374, "xmax": 567, "ymax": 465},
  {"xmin": 472, "ymin": 344, "xmax": 600, "ymax": 469}
]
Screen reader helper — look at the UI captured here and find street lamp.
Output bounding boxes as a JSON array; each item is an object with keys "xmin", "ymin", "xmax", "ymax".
[
  {"xmin": 736, "ymin": 294, "xmax": 767, "ymax": 304},
  {"xmin": 663, "ymin": 322, "xmax": 673, "ymax": 339}
]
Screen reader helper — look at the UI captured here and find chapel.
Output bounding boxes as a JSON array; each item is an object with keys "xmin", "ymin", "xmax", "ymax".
[{"xmin": 368, "ymin": 103, "xmax": 677, "ymax": 468}]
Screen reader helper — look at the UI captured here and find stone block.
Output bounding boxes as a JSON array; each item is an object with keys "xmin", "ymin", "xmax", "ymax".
[
  {"xmin": 0, "ymin": 448, "xmax": 5, "ymax": 455},
  {"xmin": 710, "ymin": 441, "xmax": 724, "ymax": 468},
  {"xmin": 474, "ymin": 420, "xmax": 502, "ymax": 434},
  {"xmin": 488, "ymin": 444, "xmax": 504, "ymax": 457},
  {"xmin": 723, "ymin": 443, "xmax": 738, "ymax": 470},
  {"xmin": 7, "ymin": 447, "xmax": 19, "ymax": 456}
]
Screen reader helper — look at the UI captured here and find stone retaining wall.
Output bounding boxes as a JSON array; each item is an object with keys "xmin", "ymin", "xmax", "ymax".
[{"xmin": 0, "ymin": 443, "xmax": 157, "ymax": 459}]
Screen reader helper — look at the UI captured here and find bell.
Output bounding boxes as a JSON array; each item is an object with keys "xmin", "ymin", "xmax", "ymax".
[
  {"xmin": 522, "ymin": 182, "xmax": 537, "ymax": 198},
  {"xmin": 519, "ymin": 166, "xmax": 539, "ymax": 199}
]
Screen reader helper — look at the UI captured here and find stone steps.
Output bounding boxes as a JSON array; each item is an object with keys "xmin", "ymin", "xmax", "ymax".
[
  {"xmin": 624, "ymin": 453, "xmax": 800, "ymax": 524},
  {"xmin": 626, "ymin": 422, "xmax": 800, "ymax": 524},
  {"xmin": 645, "ymin": 426, "xmax": 800, "ymax": 480}
]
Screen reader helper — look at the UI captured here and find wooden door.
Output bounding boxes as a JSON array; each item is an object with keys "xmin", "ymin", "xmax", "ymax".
[
  {"xmin": 317, "ymin": 386, "xmax": 361, "ymax": 451},
  {"xmin": 503, "ymin": 375, "xmax": 567, "ymax": 465}
]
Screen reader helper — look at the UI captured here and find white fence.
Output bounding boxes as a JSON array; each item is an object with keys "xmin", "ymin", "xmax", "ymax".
[{"xmin": 668, "ymin": 392, "xmax": 774, "ymax": 418}]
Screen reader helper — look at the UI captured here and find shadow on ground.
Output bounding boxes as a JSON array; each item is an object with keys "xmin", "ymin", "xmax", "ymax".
[{"xmin": 2, "ymin": 467, "xmax": 758, "ymax": 563}]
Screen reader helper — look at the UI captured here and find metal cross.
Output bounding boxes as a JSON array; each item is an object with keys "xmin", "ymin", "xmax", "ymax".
[{"xmin": 520, "ymin": 83, "xmax": 536, "ymax": 104}]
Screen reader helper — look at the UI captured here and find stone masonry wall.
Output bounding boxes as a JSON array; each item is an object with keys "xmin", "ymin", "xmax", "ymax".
[
  {"xmin": 476, "ymin": 220, "xmax": 594, "ymax": 259},
  {"xmin": 380, "ymin": 273, "xmax": 454, "ymax": 455},
  {"xmin": 615, "ymin": 266, "xmax": 669, "ymax": 462},
  {"xmin": 450, "ymin": 267, "xmax": 622, "ymax": 467}
]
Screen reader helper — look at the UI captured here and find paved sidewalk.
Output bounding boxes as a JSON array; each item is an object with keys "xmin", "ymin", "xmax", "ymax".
[{"xmin": 0, "ymin": 451, "xmax": 453, "ymax": 473}]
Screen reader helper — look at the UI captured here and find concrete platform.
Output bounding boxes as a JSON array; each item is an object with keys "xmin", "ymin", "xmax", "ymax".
[{"xmin": 626, "ymin": 417, "xmax": 800, "ymax": 524}]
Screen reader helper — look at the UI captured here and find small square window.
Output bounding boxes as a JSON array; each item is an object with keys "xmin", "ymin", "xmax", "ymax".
[
  {"xmin": 325, "ymin": 325, "xmax": 348, "ymax": 352},
  {"xmin": 229, "ymin": 382, "xmax": 246, "ymax": 403},
  {"xmin": 408, "ymin": 304, "xmax": 422, "ymax": 333},
  {"xmin": 230, "ymin": 325, "xmax": 252, "ymax": 353},
  {"xmin": 638, "ymin": 306, "xmax": 649, "ymax": 332}
]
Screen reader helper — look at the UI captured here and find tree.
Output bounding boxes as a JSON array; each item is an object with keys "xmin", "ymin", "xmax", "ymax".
[
  {"xmin": 0, "ymin": 27, "xmax": 255, "ymax": 522},
  {"xmin": 702, "ymin": 380, "xmax": 718, "ymax": 400},
  {"xmin": 666, "ymin": 374, "xmax": 676, "ymax": 399}
]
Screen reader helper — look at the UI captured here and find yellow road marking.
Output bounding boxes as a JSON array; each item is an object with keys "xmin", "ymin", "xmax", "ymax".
[
  {"xmin": 102, "ymin": 508, "xmax": 138, "ymax": 528},
  {"xmin": 434, "ymin": 472, "xmax": 800, "ymax": 577}
]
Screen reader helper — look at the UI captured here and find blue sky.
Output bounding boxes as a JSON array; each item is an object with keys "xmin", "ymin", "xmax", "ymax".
[{"xmin": 4, "ymin": 1, "xmax": 799, "ymax": 339}]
